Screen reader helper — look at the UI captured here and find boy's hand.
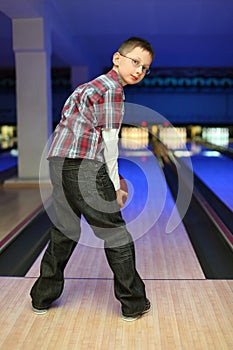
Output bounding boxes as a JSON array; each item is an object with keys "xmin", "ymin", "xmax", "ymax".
[{"xmin": 116, "ymin": 189, "xmax": 128, "ymax": 208}]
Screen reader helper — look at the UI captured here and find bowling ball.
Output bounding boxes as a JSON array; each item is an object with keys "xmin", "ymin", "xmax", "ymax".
[
  {"xmin": 119, "ymin": 174, "xmax": 128, "ymax": 205},
  {"xmin": 119, "ymin": 174, "xmax": 128, "ymax": 193}
]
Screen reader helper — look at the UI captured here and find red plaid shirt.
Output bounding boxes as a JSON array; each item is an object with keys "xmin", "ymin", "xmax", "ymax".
[{"xmin": 48, "ymin": 70, "xmax": 124, "ymax": 161}]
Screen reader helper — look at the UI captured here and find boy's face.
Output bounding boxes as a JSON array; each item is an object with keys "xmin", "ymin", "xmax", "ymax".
[{"xmin": 112, "ymin": 46, "xmax": 153, "ymax": 86}]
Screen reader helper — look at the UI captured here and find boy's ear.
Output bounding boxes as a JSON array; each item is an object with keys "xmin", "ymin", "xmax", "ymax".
[{"xmin": 112, "ymin": 52, "xmax": 121, "ymax": 66}]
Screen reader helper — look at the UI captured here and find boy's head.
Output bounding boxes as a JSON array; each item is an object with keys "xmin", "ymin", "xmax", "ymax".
[
  {"xmin": 117, "ymin": 37, "xmax": 154, "ymax": 61},
  {"xmin": 112, "ymin": 37, "xmax": 154, "ymax": 86}
]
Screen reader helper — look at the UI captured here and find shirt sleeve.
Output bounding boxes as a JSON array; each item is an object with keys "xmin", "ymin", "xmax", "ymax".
[{"xmin": 102, "ymin": 128, "xmax": 120, "ymax": 191}]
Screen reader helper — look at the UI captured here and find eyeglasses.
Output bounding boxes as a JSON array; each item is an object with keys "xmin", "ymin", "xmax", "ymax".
[{"xmin": 119, "ymin": 53, "xmax": 150, "ymax": 75}]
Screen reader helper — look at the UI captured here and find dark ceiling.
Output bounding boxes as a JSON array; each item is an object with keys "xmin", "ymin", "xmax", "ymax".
[{"xmin": 0, "ymin": 0, "xmax": 233, "ymax": 77}]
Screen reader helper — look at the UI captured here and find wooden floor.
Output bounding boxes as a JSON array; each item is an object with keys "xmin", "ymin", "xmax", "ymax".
[
  {"xmin": 0, "ymin": 153, "xmax": 233, "ymax": 349},
  {"xmin": 0, "ymin": 278, "xmax": 232, "ymax": 349}
]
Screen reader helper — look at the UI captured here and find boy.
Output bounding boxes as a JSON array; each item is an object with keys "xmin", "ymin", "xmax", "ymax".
[{"xmin": 30, "ymin": 37, "xmax": 154, "ymax": 322}]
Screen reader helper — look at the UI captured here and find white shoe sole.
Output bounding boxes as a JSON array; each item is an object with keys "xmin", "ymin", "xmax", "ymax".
[
  {"xmin": 32, "ymin": 307, "xmax": 48, "ymax": 315},
  {"xmin": 122, "ymin": 304, "xmax": 152, "ymax": 322}
]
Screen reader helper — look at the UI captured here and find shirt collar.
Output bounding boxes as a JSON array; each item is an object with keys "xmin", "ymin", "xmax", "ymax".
[{"xmin": 107, "ymin": 69, "xmax": 123, "ymax": 87}]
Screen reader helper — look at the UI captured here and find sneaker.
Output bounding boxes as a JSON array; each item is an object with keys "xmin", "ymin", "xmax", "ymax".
[
  {"xmin": 32, "ymin": 306, "xmax": 48, "ymax": 315},
  {"xmin": 122, "ymin": 299, "xmax": 151, "ymax": 322}
]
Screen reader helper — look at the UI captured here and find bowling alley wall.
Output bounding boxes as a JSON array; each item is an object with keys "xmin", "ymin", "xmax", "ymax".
[
  {"xmin": 0, "ymin": 66, "xmax": 233, "ymax": 128},
  {"xmin": 123, "ymin": 67, "xmax": 233, "ymax": 126}
]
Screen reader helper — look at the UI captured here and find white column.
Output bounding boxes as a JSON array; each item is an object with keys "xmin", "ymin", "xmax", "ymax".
[{"xmin": 13, "ymin": 17, "xmax": 52, "ymax": 180}]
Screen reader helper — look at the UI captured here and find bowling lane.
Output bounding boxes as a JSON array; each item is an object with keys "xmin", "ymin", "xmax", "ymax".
[
  {"xmin": 0, "ymin": 126, "xmax": 18, "ymax": 176},
  {"xmin": 175, "ymin": 142, "xmax": 233, "ymax": 211},
  {"xmin": 0, "ymin": 149, "xmax": 18, "ymax": 172},
  {"xmin": 0, "ymin": 148, "xmax": 18, "ymax": 183},
  {"xmin": 158, "ymin": 125, "xmax": 233, "ymax": 211}
]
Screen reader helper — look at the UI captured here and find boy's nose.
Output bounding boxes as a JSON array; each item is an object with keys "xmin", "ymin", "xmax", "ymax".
[{"xmin": 136, "ymin": 65, "xmax": 143, "ymax": 74}]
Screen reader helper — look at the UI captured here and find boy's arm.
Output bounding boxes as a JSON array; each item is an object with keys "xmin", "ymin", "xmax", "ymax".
[
  {"xmin": 102, "ymin": 128, "xmax": 128, "ymax": 208},
  {"xmin": 102, "ymin": 128, "xmax": 120, "ymax": 191}
]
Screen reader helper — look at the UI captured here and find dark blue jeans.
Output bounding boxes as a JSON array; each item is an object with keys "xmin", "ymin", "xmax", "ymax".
[{"xmin": 30, "ymin": 157, "xmax": 147, "ymax": 316}]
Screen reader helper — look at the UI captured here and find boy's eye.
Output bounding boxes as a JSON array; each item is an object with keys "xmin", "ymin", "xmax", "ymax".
[
  {"xmin": 132, "ymin": 59, "xmax": 140, "ymax": 66},
  {"xmin": 119, "ymin": 53, "xmax": 150, "ymax": 75}
]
